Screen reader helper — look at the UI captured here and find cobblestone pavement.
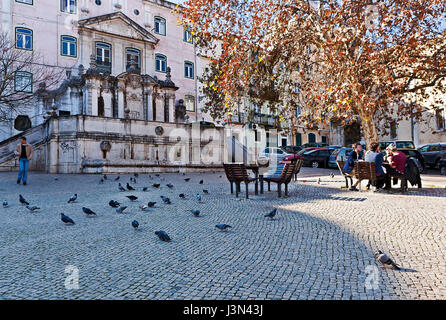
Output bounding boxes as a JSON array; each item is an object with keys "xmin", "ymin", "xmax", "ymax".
[{"xmin": 0, "ymin": 168, "xmax": 446, "ymax": 300}]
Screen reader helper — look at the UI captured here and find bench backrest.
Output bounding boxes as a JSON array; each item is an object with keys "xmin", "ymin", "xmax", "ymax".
[
  {"xmin": 277, "ymin": 162, "xmax": 297, "ymax": 183},
  {"xmin": 295, "ymin": 159, "xmax": 304, "ymax": 175},
  {"xmin": 223, "ymin": 163, "xmax": 234, "ymax": 182},
  {"xmin": 336, "ymin": 160, "xmax": 345, "ymax": 174},
  {"xmin": 354, "ymin": 161, "xmax": 377, "ymax": 182},
  {"xmin": 224, "ymin": 163, "xmax": 250, "ymax": 182}
]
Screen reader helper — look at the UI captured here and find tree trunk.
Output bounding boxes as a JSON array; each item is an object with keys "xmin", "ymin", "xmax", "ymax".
[{"xmin": 360, "ymin": 114, "xmax": 379, "ymax": 148}]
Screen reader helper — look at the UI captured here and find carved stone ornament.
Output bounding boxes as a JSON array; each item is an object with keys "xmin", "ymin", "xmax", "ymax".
[{"xmin": 100, "ymin": 141, "xmax": 112, "ymax": 152}]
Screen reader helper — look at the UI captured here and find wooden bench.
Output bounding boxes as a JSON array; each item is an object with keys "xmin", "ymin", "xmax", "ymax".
[
  {"xmin": 223, "ymin": 163, "xmax": 257, "ymax": 199},
  {"xmin": 354, "ymin": 161, "xmax": 381, "ymax": 191},
  {"xmin": 263, "ymin": 161, "xmax": 298, "ymax": 197},
  {"xmin": 336, "ymin": 160, "xmax": 354, "ymax": 188}
]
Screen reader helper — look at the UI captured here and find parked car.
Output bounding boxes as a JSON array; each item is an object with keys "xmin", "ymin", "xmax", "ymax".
[
  {"xmin": 439, "ymin": 158, "xmax": 446, "ymax": 175},
  {"xmin": 379, "ymin": 140, "xmax": 416, "ymax": 150},
  {"xmin": 302, "ymin": 142, "xmax": 329, "ymax": 148},
  {"xmin": 258, "ymin": 147, "xmax": 290, "ymax": 163},
  {"xmin": 418, "ymin": 143, "xmax": 446, "ymax": 168},
  {"xmin": 301, "ymin": 148, "xmax": 333, "ymax": 168},
  {"xmin": 283, "ymin": 147, "xmax": 322, "ymax": 161},
  {"xmin": 280, "ymin": 145, "xmax": 302, "ymax": 154}
]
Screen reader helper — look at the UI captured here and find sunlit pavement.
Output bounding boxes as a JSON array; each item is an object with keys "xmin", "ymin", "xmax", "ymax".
[{"xmin": 0, "ymin": 169, "xmax": 445, "ymax": 299}]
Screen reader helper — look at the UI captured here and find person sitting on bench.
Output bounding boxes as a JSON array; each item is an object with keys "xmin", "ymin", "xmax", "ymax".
[
  {"xmin": 342, "ymin": 142, "xmax": 363, "ymax": 191},
  {"xmin": 384, "ymin": 143, "xmax": 407, "ymax": 189},
  {"xmin": 364, "ymin": 142, "xmax": 386, "ymax": 190}
]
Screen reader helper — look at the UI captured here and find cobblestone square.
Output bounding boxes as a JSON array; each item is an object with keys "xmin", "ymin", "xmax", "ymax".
[{"xmin": 1, "ymin": 169, "xmax": 446, "ymax": 300}]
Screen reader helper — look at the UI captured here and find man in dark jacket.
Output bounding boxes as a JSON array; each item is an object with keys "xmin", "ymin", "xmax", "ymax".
[{"xmin": 342, "ymin": 142, "xmax": 363, "ymax": 191}]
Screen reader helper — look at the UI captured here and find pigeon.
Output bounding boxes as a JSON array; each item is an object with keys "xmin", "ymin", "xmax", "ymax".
[
  {"xmin": 114, "ymin": 176, "xmax": 120, "ymax": 181},
  {"xmin": 265, "ymin": 208, "xmax": 277, "ymax": 220},
  {"xmin": 374, "ymin": 250, "xmax": 400, "ymax": 270},
  {"xmin": 19, "ymin": 194, "xmax": 29, "ymax": 206},
  {"xmin": 219, "ymin": 175, "xmax": 222, "ymax": 178},
  {"xmin": 132, "ymin": 220, "xmax": 139, "ymax": 230},
  {"xmin": 61, "ymin": 213, "xmax": 75, "ymax": 225},
  {"xmin": 215, "ymin": 224, "xmax": 232, "ymax": 232},
  {"xmin": 118, "ymin": 183, "xmax": 126, "ymax": 192},
  {"xmin": 134, "ymin": 173, "xmax": 139, "ymax": 178},
  {"xmin": 179, "ymin": 193, "xmax": 186, "ymax": 199},
  {"xmin": 126, "ymin": 183, "xmax": 135, "ymax": 191},
  {"xmin": 26, "ymin": 205, "xmax": 40, "ymax": 212},
  {"xmin": 103, "ymin": 174, "xmax": 108, "ymax": 180},
  {"xmin": 126, "ymin": 195, "xmax": 138, "ymax": 202},
  {"xmin": 142, "ymin": 187, "xmax": 148, "ymax": 192},
  {"xmin": 147, "ymin": 201, "xmax": 157, "ymax": 208},
  {"xmin": 116, "ymin": 206, "xmax": 128, "ymax": 214},
  {"xmin": 155, "ymin": 174, "xmax": 160, "ymax": 177},
  {"xmin": 203, "ymin": 189, "xmax": 209, "ymax": 194},
  {"xmin": 99, "ymin": 179, "xmax": 104, "ymax": 184},
  {"xmin": 54, "ymin": 177, "xmax": 59, "ymax": 181},
  {"xmin": 152, "ymin": 183, "xmax": 160, "ymax": 188},
  {"xmin": 109, "ymin": 200, "xmax": 120, "ymax": 208},
  {"xmin": 161, "ymin": 196, "xmax": 171, "ymax": 204},
  {"xmin": 3, "ymin": 200, "xmax": 8, "ymax": 208},
  {"xmin": 139, "ymin": 204, "xmax": 148, "ymax": 211},
  {"xmin": 317, "ymin": 178, "xmax": 321, "ymax": 185},
  {"xmin": 330, "ymin": 173, "xmax": 335, "ymax": 179},
  {"xmin": 67, "ymin": 194, "xmax": 77, "ymax": 203},
  {"xmin": 166, "ymin": 183, "xmax": 174, "ymax": 189},
  {"xmin": 184, "ymin": 178, "xmax": 190, "ymax": 182},
  {"xmin": 82, "ymin": 207, "xmax": 97, "ymax": 216},
  {"xmin": 155, "ymin": 230, "xmax": 171, "ymax": 242},
  {"xmin": 199, "ymin": 180, "xmax": 204, "ymax": 184},
  {"xmin": 196, "ymin": 194, "xmax": 202, "ymax": 203},
  {"xmin": 190, "ymin": 209, "xmax": 200, "ymax": 217}
]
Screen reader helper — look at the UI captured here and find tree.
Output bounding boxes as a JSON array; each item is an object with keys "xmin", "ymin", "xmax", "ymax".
[
  {"xmin": 179, "ymin": 0, "xmax": 446, "ymax": 146},
  {"xmin": 0, "ymin": 32, "xmax": 64, "ymax": 124}
]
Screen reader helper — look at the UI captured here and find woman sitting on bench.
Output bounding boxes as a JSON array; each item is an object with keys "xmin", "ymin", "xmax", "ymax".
[{"xmin": 364, "ymin": 142, "xmax": 386, "ymax": 190}]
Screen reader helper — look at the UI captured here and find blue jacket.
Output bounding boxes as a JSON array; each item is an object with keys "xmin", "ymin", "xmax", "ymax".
[
  {"xmin": 342, "ymin": 150, "xmax": 361, "ymax": 174},
  {"xmin": 364, "ymin": 152, "xmax": 385, "ymax": 176}
]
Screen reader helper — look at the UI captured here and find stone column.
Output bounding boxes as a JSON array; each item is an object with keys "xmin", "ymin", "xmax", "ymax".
[
  {"xmin": 145, "ymin": 87, "xmax": 153, "ymax": 121},
  {"xmin": 155, "ymin": 92, "xmax": 164, "ymax": 122},
  {"xmin": 116, "ymin": 81, "xmax": 126, "ymax": 118},
  {"xmin": 168, "ymin": 92, "xmax": 175, "ymax": 124}
]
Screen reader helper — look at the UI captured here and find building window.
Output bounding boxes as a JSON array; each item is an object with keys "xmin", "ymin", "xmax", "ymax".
[
  {"xmin": 61, "ymin": 35, "xmax": 77, "ymax": 57},
  {"xmin": 15, "ymin": 28, "xmax": 33, "ymax": 50},
  {"xmin": 295, "ymin": 105, "xmax": 301, "ymax": 116},
  {"xmin": 16, "ymin": 0, "xmax": 33, "ymax": 5},
  {"xmin": 96, "ymin": 42, "xmax": 112, "ymax": 73},
  {"xmin": 436, "ymin": 108, "xmax": 445, "ymax": 130},
  {"xmin": 155, "ymin": 54, "xmax": 167, "ymax": 73},
  {"xmin": 184, "ymin": 28, "xmax": 193, "ymax": 43},
  {"xmin": 308, "ymin": 133, "xmax": 316, "ymax": 143},
  {"xmin": 294, "ymin": 82, "xmax": 301, "ymax": 94},
  {"xmin": 15, "ymin": 71, "xmax": 33, "ymax": 93},
  {"xmin": 185, "ymin": 95, "xmax": 195, "ymax": 112},
  {"xmin": 154, "ymin": 17, "xmax": 166, "ymax": 36},
  {"xmin": 184, "ymin": 61, "xmax": 194, "ymax": 79},
  {"xmin": 126, "ymin": 48, "xmax": 141, "ymax": 71},
  {"xmin": 61, "ymin": 0, "xmax": 77, "ymax": 14}
]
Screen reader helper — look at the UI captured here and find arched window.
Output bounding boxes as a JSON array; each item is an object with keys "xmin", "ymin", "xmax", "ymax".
[
  {"xmin": 126, "ymin": 48, "xmax": 141, "ymax": 71},
  {"xmin": 15, "ymin": 27, "xmax": 33, "ymax": 50},
  {"xmin": 15, "ymin": 71, "xmax": 33, "ymax": 93},
  {"xmin": 155, "ymin": 54, "xmax": 167, "ymax": 73},
  {"xmin": 60, "ymin": 0, "xmax": 77, "ymax": 14},
  {"xmin": 184, "ymin": 61, "xmax": 194, "ymax": 79},
  {"xmin": 61, "ymin": 35, "xmax": 77, "ymax": 57},
  {"xmin": 95, "ymin": 42, "xmax": 112, "ymax": 73},
  {"xmin": 308, "ymin": 133, "xmax": 316, "ymax": 144},
  {"xmin": 154, "ymin": 17, "xmax": 166, "ymax": 36}
]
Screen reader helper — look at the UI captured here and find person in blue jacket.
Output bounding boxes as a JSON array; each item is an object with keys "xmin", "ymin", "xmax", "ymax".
[{"xmin": 342, "ymin": 142, "xmax": 363, "ymax": 191}]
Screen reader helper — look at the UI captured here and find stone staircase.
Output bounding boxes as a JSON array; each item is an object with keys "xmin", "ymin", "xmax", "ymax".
[{"xmin": 0, "ymin": 122, "xmax": 47, "ymax": 171}]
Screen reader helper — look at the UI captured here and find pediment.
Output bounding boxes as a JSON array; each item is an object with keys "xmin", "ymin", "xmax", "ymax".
[{"xmin": 78, "ymin": 12, "xmax": 158, "ymax": 44}]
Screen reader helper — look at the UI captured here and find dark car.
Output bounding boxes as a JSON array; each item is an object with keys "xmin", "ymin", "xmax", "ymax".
[
  {"xmin": 281, "ymin": 145, "xmax": 302, "ymax": 154},
  {"xmin": 283, "ymin": 147, "xmax": 323, "ymax": 161},
  {"xmin": 302, "ymin": 142, "xmax": 329, "ymax": 148},
  {"xmin": 418, "ymin": 143, "xmax": 446, "ymax": 168},
  {"xmin": 301, "ymin": 148, "xmax": 334, "ymax": 168},
  {"xmin": 439, "ymin": 158, "xmax": 446, "ymax": 175}
]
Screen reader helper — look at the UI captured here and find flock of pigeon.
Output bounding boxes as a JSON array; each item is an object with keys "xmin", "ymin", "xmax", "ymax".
[{"xmin": 2, "ymin": 173, "xmax": 401, "ymax": 270}]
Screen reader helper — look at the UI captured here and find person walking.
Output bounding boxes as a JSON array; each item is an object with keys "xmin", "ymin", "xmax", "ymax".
[{"xmin": 14, "ymin": 137, "xmax": 33, "ymax": 185}]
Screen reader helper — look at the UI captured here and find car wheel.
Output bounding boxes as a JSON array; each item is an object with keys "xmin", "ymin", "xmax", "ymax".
[
  {"xmin": 441, "ymin": 166, "xmax": 446, "ymax": 176},
  {"xmin": 311, "ymin": 161, "xmax": 319, "ymax": 168}
]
